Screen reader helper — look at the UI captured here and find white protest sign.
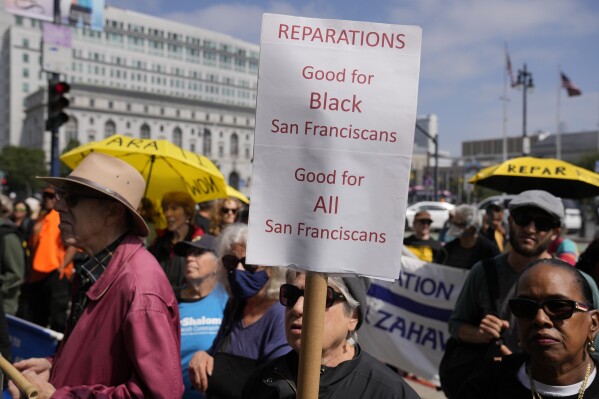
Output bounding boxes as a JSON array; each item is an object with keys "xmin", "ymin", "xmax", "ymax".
[
  {"xmin": 247, "ymin": 14, "xmax": 422, "ymax": 279},
  {"xmin": 361, "ymin": 256, "xmax": 468, "ymax": 383}
]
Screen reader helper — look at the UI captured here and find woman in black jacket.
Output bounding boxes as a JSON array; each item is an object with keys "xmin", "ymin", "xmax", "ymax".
[{"xmin": 242, "ymin": 270, "xmax": 421, "ymax": 399}]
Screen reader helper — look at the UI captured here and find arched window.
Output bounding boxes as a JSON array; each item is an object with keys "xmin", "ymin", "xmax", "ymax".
[
  {"xmin": 140, "ymin": 123, "xmax": 150, "ymax": 139},
  {"xmin": 173, "ymin": 127, "xmax": 182, "ymax": 147},
  {"xmin": 203, "ymin": 129, "xmax": 212, "ymax": 156},
  {"xmin": 104, "ymin": 120, "xmax": 116, "ymax": 138},
  {"xmin": 229, "ymin": 171, "xmax": 240, "ymax": 189},
  {"xmin": 65, "ymin": 116, "xmax": 78, "ymax": 142},
  {"xmin": 230, "ymin": 132, "xmax": 238, "ymax": 156}
]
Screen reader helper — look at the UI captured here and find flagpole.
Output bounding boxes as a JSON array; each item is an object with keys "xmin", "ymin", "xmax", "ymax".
[
  {"xmin": 556, "ymin": 66, "xmax": 562, "ymax": 159},
  {"xmin": 502, "ymin": 42, "xmax": 510, "ymax": 162}
]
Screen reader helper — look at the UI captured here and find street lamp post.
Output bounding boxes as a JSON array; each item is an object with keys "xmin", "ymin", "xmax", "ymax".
[
  {"xmin": 415, "ymin": 123, "xmax": 438, "ymax": 201},
  {"xmin": 516, "ymin": 64, "xmax": 534, "ymax": 156}
]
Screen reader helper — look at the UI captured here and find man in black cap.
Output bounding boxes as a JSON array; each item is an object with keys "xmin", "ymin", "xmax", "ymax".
[{"xmin": 242, "ymin": 271, "xmax": 421, "ymax": 399}]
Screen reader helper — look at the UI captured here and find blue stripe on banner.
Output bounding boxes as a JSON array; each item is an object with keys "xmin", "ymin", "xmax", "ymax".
[{"xmin": 368, "ymin": 284, "xmax": 453, "ymax": 322}]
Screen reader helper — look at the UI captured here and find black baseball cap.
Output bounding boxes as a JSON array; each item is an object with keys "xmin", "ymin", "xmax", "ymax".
[{"xmin": 174, "ymin": 234, "xmax": 217, "ymax": 256}]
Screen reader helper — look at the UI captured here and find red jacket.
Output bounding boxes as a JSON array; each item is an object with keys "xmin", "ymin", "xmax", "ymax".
[{"xmin": 49, "ymin": 234, "xmax": 183, "ymax": 398}]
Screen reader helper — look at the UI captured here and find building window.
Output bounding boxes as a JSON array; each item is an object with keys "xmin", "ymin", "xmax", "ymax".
[
  {"xmin": 127, "ymin": 104, "xmax": 131, "ymax": 111},
  {"xmin": 22, "ymin": 38, "xmax": 29, "ymax": 48},
  {"xmin": 218, "ymin": 145, "xmax": 223, "ymax": 157},
  {"xmin": 90, "ymin": 99, "xmax": 95, "ymax": 106},
  {"xmin": 65, "ymin": 117, "xmax": 78, "ymax": 142},
  {"xmin": 173, "ymin": 127, "xmax": 182, "ymax": 147},
  {"xmin": 126, "ymin": 121, "xmax": 130, "ymax": 128},
  {"xmin": 203, "ymin": 129, "xmax": 212, "ymax": 156},
  {"xmin": 104, "ymin": 120, "xmax": 116, "ymax": 138},
  {"xmin": 190, "ymin": 143, "xmax": 195, "ymax": 152},
  {"xmin": 140, "ymin": 123, "xmax": 150, "ymax": 139},
  {"xmin": 108, "ymin": 101, "xmax": 113, "ymax": 109},
  {"xmin": 90, "ymin": 117, "xmax": 94, "ymax": 125},
  {"xmin": 22, "ymin": 83, "xmax": 29, "ymax": 93},
  {"xmin": 229, "ymin": 171, "xmax": 240, "ymax": 189},
  {"xmin": 230, "ymin": 133, "xmax": 238, "ymax": 156},
  {"xmin": 245, "ymin": 147, "xmax": 250, "ymax": 159},
  {"xmin": 23, "ymin": 53, "xmax": 29, "ymax": 63}
]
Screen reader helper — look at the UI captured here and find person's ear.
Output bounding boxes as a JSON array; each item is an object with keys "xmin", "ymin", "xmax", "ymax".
[
  {"xmin": 105, "ymin": 202, "xmax": 127, "ymax": 225},
  {"xmin": 588, "ymin": 310, "xmax": 599, "ymax": 342},
  {"xmin": 348, "ymin": 309, "xmax": 359, "ymax": 333}
]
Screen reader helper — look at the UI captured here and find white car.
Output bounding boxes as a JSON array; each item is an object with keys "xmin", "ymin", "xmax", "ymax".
[{"xmin": 405, "ymin": 201, "xmax": 456, "ymax": 230}]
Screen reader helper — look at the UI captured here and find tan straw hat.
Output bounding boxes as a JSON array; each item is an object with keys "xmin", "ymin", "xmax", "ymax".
[{"xmin": 38, "ymin": 152, "xmax": 149, "ymax": 237}]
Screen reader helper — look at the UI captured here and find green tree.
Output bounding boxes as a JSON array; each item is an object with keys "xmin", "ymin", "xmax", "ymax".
[
  {"xmin": 60, "ymin": 138, "xmax": 81, "ymax": 176},
  {"xmin": 0, "ymin": 145, "xmax": 47, "ymax": 197}
]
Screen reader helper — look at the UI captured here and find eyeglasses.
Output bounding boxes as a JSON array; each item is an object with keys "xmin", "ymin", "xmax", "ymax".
[
  {"xmin": 55, "ymin": 189, "xmax": 109, "ymax": 208},
  {"xmin": 279, "ymin": 284, "xmax": 346, "ymax": 308},
  {"xmin": 509, "ymin": 298, "xmax": 590, "ymax": 321},
  {"xmin": 14, "ymin": 207, "xmax": 27, "ymax": 212},
  {"xmin": 415, "ymin": 219, "xmax": 432, "ymax": 226},
  {"xmin": 42, "ymin": 192, "xmax": 56, "ymax": 199},
  {"xmin": 221, "ymin": 207, "xmax": 238, "ymax": 215},
  {"xmin": 511, "ymin": 212, "xmax": 558, "ymax": 232},
  {"xmin": 221, "ymin": 255, "xmax": 258, "ymax": 272}
]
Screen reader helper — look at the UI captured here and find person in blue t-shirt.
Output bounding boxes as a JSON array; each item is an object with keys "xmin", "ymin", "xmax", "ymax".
[
  {"xmin": 174, "ymin": 234, "xmax": 228, "ymax": 399},
  {"xmin": 188, "ymin": 224, "xmax": 290, "ymax": 398}
]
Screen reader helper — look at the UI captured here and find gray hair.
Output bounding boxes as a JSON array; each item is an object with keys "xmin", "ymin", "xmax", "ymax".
[
  {"xmin": 216, "ymin": 223, "xmax": 286, "ymax": 300},
  {"xmin": 285, "ymin": 270, "xmax": 361, "ymax": 343},
  {"xmin": 454, "ymin": 204, "xmax": 480, "ymax": 229}
]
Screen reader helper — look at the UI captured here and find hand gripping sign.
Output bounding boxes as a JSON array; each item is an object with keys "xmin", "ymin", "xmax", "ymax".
[{"xmin": 247, "ymin": 14, "xmax": 422, "ymax": 398}]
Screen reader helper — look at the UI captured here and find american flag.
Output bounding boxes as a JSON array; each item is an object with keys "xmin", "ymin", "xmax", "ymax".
[
  {"xmin": 560, "ymin": 72, "xmax": 582, "ymax": 97},
  {"xmin": 506, "ymin": 51, "xmax": 516, "ymax": 88}
]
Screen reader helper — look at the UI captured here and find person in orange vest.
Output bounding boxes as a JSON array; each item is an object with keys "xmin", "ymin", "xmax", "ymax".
[{"xmin": 20, "ymin": 187, "xmax": 76, "ymax": 333}]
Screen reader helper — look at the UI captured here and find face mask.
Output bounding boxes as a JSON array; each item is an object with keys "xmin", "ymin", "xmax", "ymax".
[
  {"xmin": 227, "ymin": 269, "xmax": 269, "ymax": 299},
  {"xmin": 447, "ymin": 224, "xmax": 465, "ymax": 239}
]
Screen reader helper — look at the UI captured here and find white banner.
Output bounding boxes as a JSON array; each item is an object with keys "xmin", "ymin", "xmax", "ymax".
[
  {"xmin": 42, "ymin": 23, "xmax": 72, "ymax": 74},
  {"xmin": 361, "ymin": 254, "xmax": 469, "ymax": 384},
  {"xmin": 247, "ymin": 14, "xmax": 422, "ymax": 279}
]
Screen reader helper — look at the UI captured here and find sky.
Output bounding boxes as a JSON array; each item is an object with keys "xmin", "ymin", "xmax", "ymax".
[{"xmin": 108, "ymin": 0, "xmax": 599, "ymax": 157}]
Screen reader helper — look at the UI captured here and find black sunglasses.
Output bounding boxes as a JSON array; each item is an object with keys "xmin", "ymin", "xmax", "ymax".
[
  {"xmin": 221, "ymin": 255, "xmax": 258, "ymax": 272},
  {"xmin": 55, "ymin": 188, "xmax": 109, "ymax": 208},
  {"xmin": 511, "ymin": 212, "xmax": 558, "ymax": 232},
  {"xmin": 279, "ymin": 284, "xmax": 345, "ymax": 308},
  {"xmin": 509, "ymin": 298, "xmax": 590, "ymax": 321},
  {"xmin": 221, "ymin": 207, "xmax": 238, "ymax": 215},
  {"xmin": 415, "ymin": 219, "xmax": 432, "ymax": 225}
]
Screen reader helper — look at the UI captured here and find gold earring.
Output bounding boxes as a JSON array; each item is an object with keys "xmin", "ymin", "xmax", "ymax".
[{"xmin": 588, "ymin": 341, "xmax": 596, "ymax": 353}]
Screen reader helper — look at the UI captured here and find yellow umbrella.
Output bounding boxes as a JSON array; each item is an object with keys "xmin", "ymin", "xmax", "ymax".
[
  {"xmin": 226, "ymin": 185, "xmax": 249, "ymax": 204},
  {"xmin": 60, "ymin": 134, "xmax": 227, "ymax": 203},
  {"xmin": 468, "ymin": 156, "xmax": 599, "ymax": 198}
]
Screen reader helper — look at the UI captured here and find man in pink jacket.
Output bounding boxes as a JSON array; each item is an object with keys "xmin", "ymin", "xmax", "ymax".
[{"xmin": 10, "ymin": 153, "xmax": 183, "ymax": 398}]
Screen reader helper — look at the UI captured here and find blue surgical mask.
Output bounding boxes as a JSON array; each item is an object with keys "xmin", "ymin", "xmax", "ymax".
[{"xmin": 227, "ymin": 269, "xmax": 269, "ymax": 299}]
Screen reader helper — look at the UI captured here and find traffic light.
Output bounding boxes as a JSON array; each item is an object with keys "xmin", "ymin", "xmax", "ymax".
[{"xmin": 46, "ymin": 80, "xmax": 70, "ymax": 131}]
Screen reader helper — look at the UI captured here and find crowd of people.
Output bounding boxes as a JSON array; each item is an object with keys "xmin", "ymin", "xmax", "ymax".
[{"xmin": 1, "ymin": 152, "xmax": 598, "ymax": 398}]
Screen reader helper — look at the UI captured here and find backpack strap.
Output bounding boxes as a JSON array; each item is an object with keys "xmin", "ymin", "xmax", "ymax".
[{"xmin": 482, "ymin": 257, "xmax": 499, "ymax": 314}]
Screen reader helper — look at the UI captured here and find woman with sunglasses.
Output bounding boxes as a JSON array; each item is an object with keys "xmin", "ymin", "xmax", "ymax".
[
  {"xmin": 459, "ymin": 258, "xmax": 599, "ymax": 398},
  {"xmin": 188, "ymin": 223, "xmax": 289, "ymax": 398},
  {"xmin": 242, "ymin": 270, "xmax": 421, "ymax": 399},
  {"xmin": 208, "ymin": 197, "xmax": 242, "ymax": 236}
]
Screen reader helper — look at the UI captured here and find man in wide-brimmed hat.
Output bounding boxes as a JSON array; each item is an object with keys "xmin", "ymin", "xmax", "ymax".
[{"xmin": 10, "ymin": 152, "xmax": 183, "ymax": 398}]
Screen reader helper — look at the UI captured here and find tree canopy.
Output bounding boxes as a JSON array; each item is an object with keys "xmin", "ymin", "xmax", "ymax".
[{"xmin": 0, "ymin": 145, "xmax": 48, "ymax": 197}]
